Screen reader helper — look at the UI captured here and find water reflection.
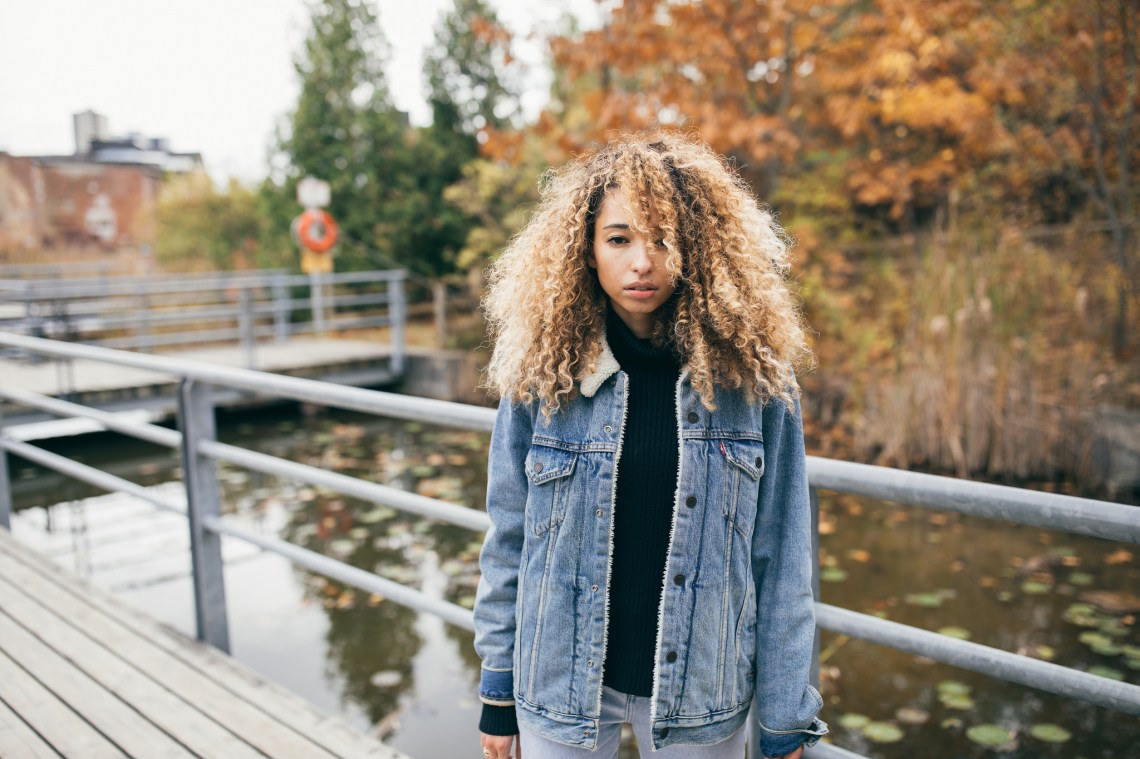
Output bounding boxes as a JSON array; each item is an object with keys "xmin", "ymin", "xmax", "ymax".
[{"xmin": 7, "ymin": 402, "xmax": 1138, "ymax": 757}]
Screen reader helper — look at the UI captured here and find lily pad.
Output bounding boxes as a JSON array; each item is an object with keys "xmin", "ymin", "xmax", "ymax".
[
  {"xmin": 1078, "ymin": 631, "xmax": 1113, "ymax": 648},
  {"xmin": 861, "ymin": 721, "xmax": 904, "ymax": 743},
  {"xmin": 905, "ymin": 592, "xmax": 944, "ymax": 608},
  {"xmin": 837, "ymin": 713, "xmax": 870, "ymax": 730},
  {"xmin": 896, "ymin": 707, "xmax": 929, "ymax": 725},
  {"xmin": 1068, "ymin": 572, "xmax": 1094, "ymax": 586},
  {"xmin": 938, "ymin": 626, "xmax": 971, "ymax": 640},
  {"xmin": 1089, "ymin": 665, "xmax": 1124, "ymax": 681},
  {"xmin": 1021, "ymin": 580, "xmax": 1052, "ymax": 594},
  {"xmin": 1029, "ymin": 723, "xmax": 1072, "ymax": 743},
  {"xmin": 939, "ymin": 692, "xmax": 976, "ymax": 710},
  {"xmin": 966, "ymin": 724, "xmax": 1015, "ymax": 748},
  {"xmin": 1031, "ymin": 644, "xmax": 1057, "ymax": 661},
  {"xmin": 820, "ymin": 567, "xmax": 848, "ymax": 583},
  {"xmin": 937, "ymin": 680, "xmax": 971, "ymax": 696},
  {"xmin": 940, "ymin": 717, "xmax": 963, "ymax": 729}
]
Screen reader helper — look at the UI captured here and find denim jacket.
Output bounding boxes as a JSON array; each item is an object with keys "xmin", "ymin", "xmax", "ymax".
[{"xmin": 474, "ymin": 326, "xmax": 828, "ymax": 755}]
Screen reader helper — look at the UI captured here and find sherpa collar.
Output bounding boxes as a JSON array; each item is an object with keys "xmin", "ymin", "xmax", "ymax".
[{"xmin": 577, "ymin": 319, "xmax": 690, "ymax": 397}]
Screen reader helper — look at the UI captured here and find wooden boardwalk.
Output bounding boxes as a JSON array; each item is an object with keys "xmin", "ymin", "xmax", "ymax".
[{"xmin": 0, "ymin": 529, "xmax": 409, "ymax": 759}]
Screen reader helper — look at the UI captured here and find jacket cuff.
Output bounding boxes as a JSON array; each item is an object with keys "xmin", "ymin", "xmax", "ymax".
[
  {"xmin": 478, "ymin": 666, "xmax": 515, "ymax": 707},
  {"xmin": 759, "ymin": 717, "xmax": 829, "ymax": 757},
  {"xmin": 479, "ymin": 703, "xmax": 519, "ymax": 736}
]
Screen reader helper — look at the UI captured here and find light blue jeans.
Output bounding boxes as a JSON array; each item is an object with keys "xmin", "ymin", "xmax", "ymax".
[{"xmin": 519, "ymin": 686, "xmax": 747, "ymax": 758}]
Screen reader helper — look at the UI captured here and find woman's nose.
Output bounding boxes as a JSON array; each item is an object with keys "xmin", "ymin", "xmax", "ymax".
[{"xmin": 630, "ymin": 241, "xmax": 654, "ymax": 273}]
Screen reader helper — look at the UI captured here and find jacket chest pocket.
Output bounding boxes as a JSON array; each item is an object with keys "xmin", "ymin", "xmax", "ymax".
[
  {"xmin": 524, "ymin": 444, "xmax": 577, "ymax": 536},
  {"xmin": 718, "ymin": 438, "xmax": 765, "ymax": 540}
]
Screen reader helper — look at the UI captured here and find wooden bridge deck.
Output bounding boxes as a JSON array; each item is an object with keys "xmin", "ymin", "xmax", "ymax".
[{"xmin": 0, "ymin": 529, "xmax": 408, "ymax": 759}]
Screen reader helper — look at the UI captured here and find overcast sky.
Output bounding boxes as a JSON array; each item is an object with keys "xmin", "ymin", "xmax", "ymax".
[{"xmin": 0, "ymin": 0, "xmax": 599, "ymax": 183}]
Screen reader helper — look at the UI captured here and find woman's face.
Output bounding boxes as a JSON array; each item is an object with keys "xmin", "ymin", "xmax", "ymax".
[{"xmin": 587, "ymin": 185, "xmax": 677, "ymax": 338}]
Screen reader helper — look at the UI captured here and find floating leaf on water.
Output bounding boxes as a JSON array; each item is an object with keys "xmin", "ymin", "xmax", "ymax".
[
  {"xmin": 348, "ymin": 527, "xmax": 370, "ymax": 540},
  {"xmin": 1122, "ymin": 645, "xmax": 1140, "ymax": 658},
  {"xmin": 1098, "ymin": 618, "xmax": 1130, "ymax": 637},
  {"xmin": 941, "ymin": 717, "xmax": 963, "ymax": 730},
  {"xmin": 1078, "ymin": 631, "xmax": 1112, "ymax": 648},
  {"xmin": 861, "ymin": 722, "xmax": 904, "ymax": 743},
  {"xmin": 358, "ymin": 507, "xmax": 397, "ymax": 524},
  {"xmin": 1031, "ymin": 645, "xmax": 1057, "ymax": 661},
  {"xmin": 820, "ymin": 567, "xmax": 848, "ymax": 583},
  {"xmin": 1080, "ymin": 590, "xmax": 1140, "ymax": 614},
  {"xmin": 938, "ymin": 626, "xmax": 971, "ymax": 640},
  {"xmin": 1068, "ymin": 572, "xmax": 1094, "ymax": 586},
  {"xmin": 1021, "ymin": 581, "xmax": 1052, "ymax": 595},
  {"xmin": 328, "ymin": 539, "xmax": 356, "ymax": 557},
  {"xmin": 1126, "ymin": 658, "xmax": 1140, "ymax": 670},
  {"xmin": 937, "ymin": 680, "xmax": 971, "ymax": 696},
  {"xmin": 1088, "ymin": 665, "xmax": 1124, "ymax": 681},
  {"xmin": 966, "ymin": 724, "xmax": 1015, "ymax": 748},
  {"xmin": 1104, "ymin": 548, "xmax": 1133, "ymax": 565},
  {"xmin": 846, "ymin": 549, "xmax": 871, "ymax": 563},
  {"xmin": 939, "ymin": 692, "xmax": 976, "ymax": 710},
  {"xmin": 1029, "ymin": 724, "xmax": 1072, "ymax": 744},
  {"xmin": 1091, "ymin": 641, "xmax": 1123, "ymax": 656},
  {"xmin": 996, "ymin": 591, "xmax": 1014, "ymax": 603},
  {"xmin": 1050, "ymin": 546, "xmax": 1077, "ymax": 558},
  {"xmin": 1062, "ymin": 603, "xmax": 1103, "ymax": 627},
  {"xmin": 457, "ymin": 594, "xmax": 476, "ymax": 609},
  {"xmin": 905, "ymin": 592, "xmax": 944, "ymax": 608},
  {"xmin": 370, "ymin": 670, "xmax": 403, "ymax": 688},
  {"xmin": 837, "ymin": 713, "xmax": 870, "ymax": 730},
  {"xmin": 896, "ymin": 707, "xmax": 929, "ymax": 725}
]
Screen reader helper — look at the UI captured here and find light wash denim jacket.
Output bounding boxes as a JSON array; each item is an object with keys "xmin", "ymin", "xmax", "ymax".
[{"xmin": 474, "ymin": 326, "xmax": 828, "ymax": 756}]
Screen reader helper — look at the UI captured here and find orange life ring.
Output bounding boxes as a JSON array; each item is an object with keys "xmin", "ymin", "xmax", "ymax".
[{"xmin": 296, "ymin": 209, "xmax": 338, "ymax": 253}]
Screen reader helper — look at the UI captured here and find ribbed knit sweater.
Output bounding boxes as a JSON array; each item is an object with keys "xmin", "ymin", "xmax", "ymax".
[{"xmin": 479, "ymin": 303, "xmax": 682, "ymax": 736}]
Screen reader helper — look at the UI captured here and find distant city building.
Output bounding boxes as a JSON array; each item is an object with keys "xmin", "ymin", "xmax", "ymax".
[{"xmin": 0, "ymin": 110, "xmax": 205, "ymax": 252}]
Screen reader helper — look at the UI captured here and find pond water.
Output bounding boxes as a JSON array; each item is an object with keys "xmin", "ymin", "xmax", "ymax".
[{"xmin": 7, "ymin": 402, "xmax": 1138, "ymax": 758}]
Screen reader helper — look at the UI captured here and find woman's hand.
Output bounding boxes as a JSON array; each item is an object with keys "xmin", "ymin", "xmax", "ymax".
[{"xmin": 480, "ymin": 732, "xmax": 522, "ymax": 759}]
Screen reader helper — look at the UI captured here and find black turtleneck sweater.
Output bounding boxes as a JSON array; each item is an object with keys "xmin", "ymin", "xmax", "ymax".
[{"xmin": 479, "ymin": 304, "xmax": 682, "ymax": 736}]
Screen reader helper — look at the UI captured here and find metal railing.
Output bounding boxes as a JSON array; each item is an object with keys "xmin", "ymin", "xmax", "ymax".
[
  {"xmin": 0, "ymin": 331, "xmax": 1137, "ymax": 759},
  {"xmin": 0, "ymin": 269, "xmax": 407, "ymax": 371}
]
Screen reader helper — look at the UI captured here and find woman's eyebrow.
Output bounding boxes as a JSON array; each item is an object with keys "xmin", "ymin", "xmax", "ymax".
[{"xmin": 602, "ymin": 223, "xmax": 630, "ymax": 230}]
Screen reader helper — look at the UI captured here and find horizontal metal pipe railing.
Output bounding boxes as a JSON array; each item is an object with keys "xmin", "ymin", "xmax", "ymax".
[
  {"xmin": 816, "ymin": 604, "xmax": 1140, "ymax": 716},
  {"xmin": 2, "ymin": 331, "xmax": 1139, "ymax": 749},
  {"xmin": 0, "ymin": 332, "xmax": 485, "ymax": 430}
]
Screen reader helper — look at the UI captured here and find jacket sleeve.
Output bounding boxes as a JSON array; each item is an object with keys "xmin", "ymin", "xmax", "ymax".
[
  {"xmin": 473, "ymin": 393, "xmax": 534, "ymax": 712},
  {"xmin": 751, "ymin": 391, "xmax": 829, "ymax": 757}
]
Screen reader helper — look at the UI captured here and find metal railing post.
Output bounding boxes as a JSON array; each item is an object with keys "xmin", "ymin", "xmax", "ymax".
[
  {"xmin": 310, "ymin": 271, "xmax": 326, "ymax": 336},
  {"xmin": 177, "ymin": 377, "xmax": 231, "ymax": 652},
  {"xmin": 0, "ymin": 402, "xmax": 11, "ymax": 531},
  {"xmin": 273, "ymin": 274, "xmax": 289, "ymax": 343},
  {"xmin": 238, "ymin": 284, "xmax": 255, "ymax": 369},
  {"xmin": 389, "ymin": 274, "xmax": 405, "ymax": 375},
  {"xmin": 809, "ymin": 485, "xmax": 822, "ymax": 689}
]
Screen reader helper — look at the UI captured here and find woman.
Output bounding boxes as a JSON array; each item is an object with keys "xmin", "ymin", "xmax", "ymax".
[{"xmin": 474, "ymin": 132, "xmax": 828, "ymax": 759}]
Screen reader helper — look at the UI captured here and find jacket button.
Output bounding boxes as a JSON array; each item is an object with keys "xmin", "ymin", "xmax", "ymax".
[
  {"xmin": 755, "ymin": 456, "xmax": 762, "ymax": 467},
  {"xmin": 591, "ymin": 584, "xmax": 598, "ymax": 592},
  {"xmin": 665, "ymin": 651, "xmax": 677, "ymax": 663},
  {"xmin": 533, "ymin": 461, "xmax": 543, "ymax": 473},
  {"xmin": 685, "ymin": 495, "xmax": 696, "ymax": 508},
  {"xmin": 686, "ymin": 411, "xmax": 698, "ymax": 423},
  {"xmin": 673, "ymin": 573, "xmax": 685, "ymax": 586},
  {"xmin": 604, "ymin": 425, "xmax": 613, "ymax": 433},
  {"xmin": 587, "ymin": 659, "xmax": 594, "ymax": 667},
  {"xmin": 596, "ymin": 508, "xmax": 603, "ymax": 517}
]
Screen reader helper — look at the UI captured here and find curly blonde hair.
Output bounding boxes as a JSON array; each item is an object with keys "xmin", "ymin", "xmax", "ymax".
[{"xmin": 481, "ymin": 131, "xmax": 813, "ymax": 420}]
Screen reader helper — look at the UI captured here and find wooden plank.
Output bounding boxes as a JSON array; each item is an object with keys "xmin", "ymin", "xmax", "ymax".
[
  {"xmin": 0, "ymin": 575, "xmax": 264, "ymax": 759},
  {"xmin": 0, "ymin": 696, "xmax": 62, "ymax": 759},
  {"xmin": 0, "ymin": 531, "xmax": 406, "ymax": 759},
  {"xmin": 0, "ymin": 609, "xmax": 196, "ymax": 759},
  {"xmin": 0, "ymin": 549, "xmax": 338, "ymax": 759},
  {"xmin": 0, "ymin": 649, "xmax": 125, "ymax": 759}
]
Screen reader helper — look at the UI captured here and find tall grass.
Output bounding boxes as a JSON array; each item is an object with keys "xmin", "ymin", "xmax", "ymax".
[{"xmin": 804, "ymin": 222, "xmax": 1137, "ymax": 493}]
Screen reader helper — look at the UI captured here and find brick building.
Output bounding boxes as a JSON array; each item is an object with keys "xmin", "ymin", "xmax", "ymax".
[{"xmin": 0, "ymin": 111, "xmax": 204, "ymax": 253}]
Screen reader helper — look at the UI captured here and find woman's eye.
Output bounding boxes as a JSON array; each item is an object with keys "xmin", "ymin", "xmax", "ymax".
[{"xmin": 608, "ymin": 235, "xmax": 629, "ymax": 245}]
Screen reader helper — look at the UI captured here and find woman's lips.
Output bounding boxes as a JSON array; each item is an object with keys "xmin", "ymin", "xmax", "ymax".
[{"xmin": 624, "ymin": 286, "xmax": 658, "ymax": 300}]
